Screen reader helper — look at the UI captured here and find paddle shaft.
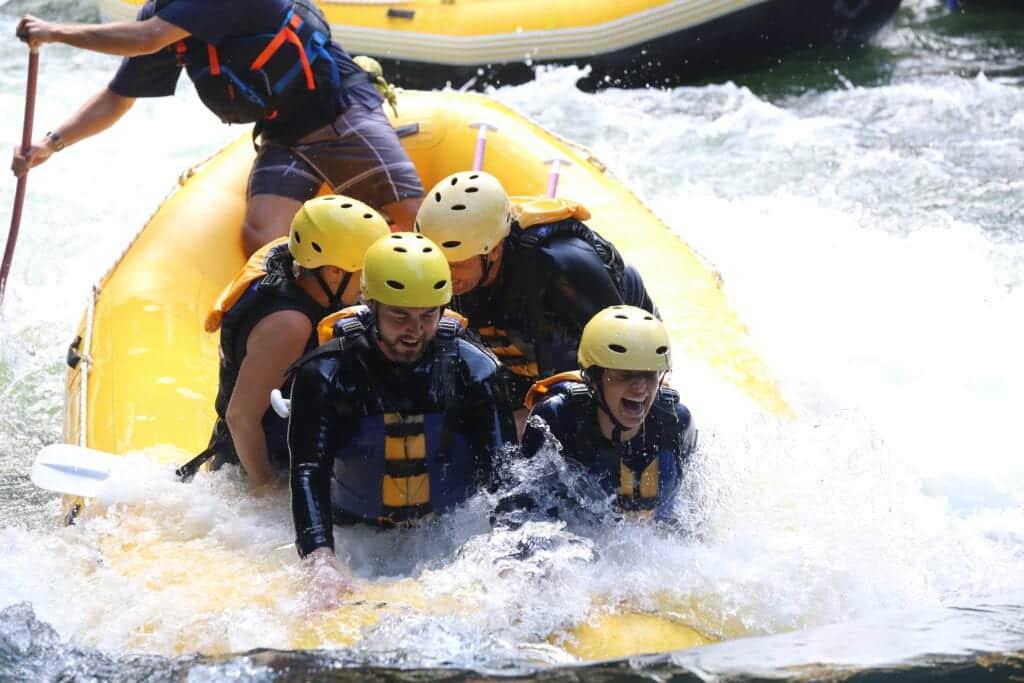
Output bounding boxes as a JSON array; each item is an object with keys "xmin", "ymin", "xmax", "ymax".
[{"xmin": 0, "ymin": 46, "xmax": 40, "ymax": 304}]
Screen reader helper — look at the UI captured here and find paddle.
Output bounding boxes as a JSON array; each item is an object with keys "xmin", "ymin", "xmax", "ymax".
[
  {"xmin": 1, "ymin": 45, "xmax": 40, "ymax": 304},
  {"xmin": 31, "ymin": 444, "xmax": 125, "ymax": 498}
]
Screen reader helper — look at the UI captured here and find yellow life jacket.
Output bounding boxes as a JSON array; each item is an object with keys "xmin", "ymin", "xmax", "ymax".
[
  {"xmin": 523, "ymin": 370, "xmax": 585, "ymax": 410},
  {"xmin": 509, "ymin": 196, "xmax": 591, "ymax": 228},
  {"xmin": 205, "ymin": 237, "xmax": 289, "ymax": 333}
]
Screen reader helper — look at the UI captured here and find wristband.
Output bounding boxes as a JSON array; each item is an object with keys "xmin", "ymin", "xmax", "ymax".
[{"xmin": 46, "ymin": 131, "xmax": 65, "ymax": 152}]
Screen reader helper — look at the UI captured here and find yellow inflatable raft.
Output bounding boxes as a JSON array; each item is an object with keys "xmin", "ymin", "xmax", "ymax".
[
  {"xmin": 95, "ymin": 0, "xmax": 902, "ymax": 89},
  {"xmin": 60, "ymin": 90, "xmax": 789, "ymax": 658}
]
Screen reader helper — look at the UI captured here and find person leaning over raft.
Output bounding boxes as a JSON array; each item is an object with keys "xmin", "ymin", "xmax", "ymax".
[
  {"xmin": 12, "ymin": 0, "xmax": 423, "ymax": 254},
  {"xmin": 414, "ymin": 171, "xmax": 657, "ymax": 435},
  {"xmin": 199, "ymin": 196, "xmax": 390, "ymax": 491},
  {"xmin": 520, "ymin": 306, "xmax": 697, "ymax": 522},
  {"xmin": 286, "ymin": 233, "xmax": 516, "ymax": 599}
]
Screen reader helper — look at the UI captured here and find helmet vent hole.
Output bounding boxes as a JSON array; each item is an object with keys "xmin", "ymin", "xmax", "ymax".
[
  {"xmin": 386, "ymin": 280, "xmax": 405, "ymax": 290},
  {"xmin": 363, "ymin": 213, "xmax": 373, "ymax": 219},
  {"xmin": 465, "ymin": 187, "xmax": 479, "ymax": 193},
  {"xmin": 442, "ymin": 240, "xmax": 462, "ymax": 248},
  {"xmin": 390, "ymin": 234, "xmax": 402, "ymax": 239},
  {"xmin": 423, "ymin": 247, "xmax": 433, "ymax": 253},
  {"xmin": 608, "ymin": 344, "xmax": 627, "ymax": 354},
  {"xmin": 394, "ymin": 246, "xmax": 408, "ymax": 253},
  {"xmin": 294, "ymin": 231, "xmax": 302, "ymax": 243},
  {"xmin": 644, "ymin": 315, "xmax": 655, "ymax": 321},
  {"xmin": 434, "ymin": 280, "xmax": 447, "ymax": 290},
  {"xmin": 311, "ymin": 242, "xmax": 323, "ymax": 253},
  {"xmin": 414, "ymin": 234, "xmax": 425, "ymax": 239},
  {"xmin": 469, "ymin": 174, "xmax": 479, "ymax": 179},
  {"xmin": 614, "ymin": 314, "xmax": 628, "ymax": 319},
  {"xmin": 341, "ymin": 203, "xmax": 353, "ymax": 208},
  {"xmin": 450, "ymin": 177, "xmax": 459, "ymax": 186},
  {"xmin": 656, "ymin": 346, "xmax": 669, "ymax": 355},
  {"xmin": 434, "ymin": 192, "xmax": 442, "ymax": 202},
  {"xmin": 451, "ymin": 204, "xmax": 467, "ymax": 211}
]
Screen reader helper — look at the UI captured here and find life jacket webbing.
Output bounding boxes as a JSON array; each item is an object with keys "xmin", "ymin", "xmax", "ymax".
[
  {"xmin": 207, "ymin": 44, "xmax": 221, "ymax": 75},
  {"xmin": 175, "ymin": 41, "xmax": 187, "ymax": 66},
  {"xmin": 250, "ymin": 12, "xmax": 316, "ymax": 91}
]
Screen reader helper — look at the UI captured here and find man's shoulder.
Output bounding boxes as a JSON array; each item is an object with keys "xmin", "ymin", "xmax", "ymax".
[{"xmin": 454, "ymin": 337, "xmax": 502, "ymax": 382}]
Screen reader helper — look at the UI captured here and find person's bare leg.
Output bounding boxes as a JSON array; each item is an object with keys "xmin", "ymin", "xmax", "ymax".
[
  {"xmin": 242, "ymin": 194, "xmax": 304, "ymax": 256},
  {"xmin": 382, "ymin": 196, "xmax": 423, "ymax": 232}
]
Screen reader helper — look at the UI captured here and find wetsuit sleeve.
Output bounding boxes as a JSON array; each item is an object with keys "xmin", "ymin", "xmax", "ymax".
[
  {"xmin": 287, "ymin": 357, "xmax": 340, "ymax": 558},
  {"xmin": 459, "ymin": 343, "xmax": 517, "ymax": 489},
  {"xmin": 108, "ymin": 1, "xmax": 183, "ymax": 97}
]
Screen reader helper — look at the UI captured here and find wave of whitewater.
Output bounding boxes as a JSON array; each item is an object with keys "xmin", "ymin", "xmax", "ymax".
[{"xmin": 1, "ymin": 0, "xmax": 1023, "ymax": 678}]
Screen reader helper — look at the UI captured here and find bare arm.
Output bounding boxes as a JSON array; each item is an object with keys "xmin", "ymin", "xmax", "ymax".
[
  {"xmin": 226, "ymin": 310, "xmax": 313, "ymax": 489},
  {"xmin": 11, "ymin": 87, "xmax": 135, "ymax": 176},
  {"xmin": 16, "ymin": 14, "xmax": 190, "ymax": 56}
]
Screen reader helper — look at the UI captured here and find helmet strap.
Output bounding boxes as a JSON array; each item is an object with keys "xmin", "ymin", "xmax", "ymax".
[
  {"xmin": 479, "ymin": 254, "xmax": 493, "ymax": 286},
  {"xmin": 312, "ymin": 268, "xmax": 350, "ymax": 309},
  {"xmin": 585, "ymin": 368, "xmax": 629, "ymax": 443}
]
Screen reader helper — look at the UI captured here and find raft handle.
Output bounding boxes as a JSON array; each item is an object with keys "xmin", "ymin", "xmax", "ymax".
[
  {"xmin": 66, "ymin": 335, "xmax": 82, "ymax": 369},
  {"xmin": 394, "ymin": 123, "xmax": 420, "ymax": 138},
  {"xmin": 387, "ymin": 9, "xmax": 415, "ymax": 19},
  {"xmin": 271, "ymin": 388, "xmax": 292, "ymax": 418}
]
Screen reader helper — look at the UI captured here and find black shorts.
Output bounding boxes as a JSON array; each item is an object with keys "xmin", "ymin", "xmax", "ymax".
[{"xmin": 247, "ymin": 103, "xmax": 424, "ymax": 209}]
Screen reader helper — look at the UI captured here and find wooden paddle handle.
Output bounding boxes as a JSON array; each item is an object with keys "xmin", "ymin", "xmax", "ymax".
[{"xmin": 0, "ymin": 46, "xmax": 40, "ymax": 304}]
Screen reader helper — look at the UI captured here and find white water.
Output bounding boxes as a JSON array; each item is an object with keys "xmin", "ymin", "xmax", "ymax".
[{"xmin": 1, "ymin": 0, "xmax": 1023, "ymax": 673}]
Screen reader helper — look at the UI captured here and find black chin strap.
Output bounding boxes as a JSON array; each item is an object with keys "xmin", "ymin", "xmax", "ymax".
[
  {"xmin": 479, "ymin": 254, "xmax": 494, "ymax": 286},
  {"xmin": 586, "ymin": 369, "xmax": 629, "ymax": 443},
  {"xmin": 312, "ymin": 268, "xmax": 352, "ymax": 309}
]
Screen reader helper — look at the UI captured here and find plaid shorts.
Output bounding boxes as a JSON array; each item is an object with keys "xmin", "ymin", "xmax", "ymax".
[{"xmin": 248, "ymin": 103, "xmax": 424, "ymax": 209}]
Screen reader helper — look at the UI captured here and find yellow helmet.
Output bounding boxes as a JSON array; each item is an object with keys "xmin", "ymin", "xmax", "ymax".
[
  {"xmin": 414, "ymin": 171, "xmax": 512, "ymax": 263},
  {"xmin": 360, "ymin": 232, "xmax": 453, "ymax": 307},
  {"xmin": 578, "ymin": 306, "xmax": 671, "ymax": 372},
  {"xmin": 289, "ymin": 195, "xmax": 390, "ymax": 271}
]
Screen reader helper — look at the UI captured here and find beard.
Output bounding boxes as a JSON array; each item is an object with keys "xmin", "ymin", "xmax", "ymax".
[{"xmin": 376, "ymin": 330, "xmax": 428, "ymax": 364}]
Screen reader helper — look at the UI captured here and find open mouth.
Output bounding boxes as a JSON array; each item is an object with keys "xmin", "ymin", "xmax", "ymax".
[{"xmin": 619, "ymin": 396, "xmax": 647, "ymax": 420}]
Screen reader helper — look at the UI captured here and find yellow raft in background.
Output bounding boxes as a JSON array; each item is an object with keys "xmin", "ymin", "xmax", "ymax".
[
  {"xmin": 61, "ymin": 90, "xmax": 790, "ymax": 658},
  {"xmin": 95, "ymin": 0, "xmax": 902, "ymax": 90}
]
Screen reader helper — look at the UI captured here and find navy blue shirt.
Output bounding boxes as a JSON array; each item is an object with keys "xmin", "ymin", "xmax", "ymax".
[{"xmin": 109, "ymin": 0, "xmax": 381, "ymax": 141}]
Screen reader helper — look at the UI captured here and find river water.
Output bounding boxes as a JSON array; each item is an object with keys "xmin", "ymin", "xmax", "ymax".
[{"xmin": 1, "ymin": 0, "xmax": 1022, "ymax": 680}]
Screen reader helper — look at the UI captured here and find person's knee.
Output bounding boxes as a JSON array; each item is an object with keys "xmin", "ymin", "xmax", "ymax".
[
  {"xmin": 384, "ymin": 196, "xmax": 423, "ymax": 232},
  {"xmin": 242, "ymin": 195, "xmax": 303, "ymax": 256},
  {"xmin": 241, "ymin": 218, "xmax": 280, "ymax": 257}
]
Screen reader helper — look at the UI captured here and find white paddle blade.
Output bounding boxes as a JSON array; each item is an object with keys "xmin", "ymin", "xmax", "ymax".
[{"xmin": 31, "ymin": 444, "xmax": 121, "ymax": 497}]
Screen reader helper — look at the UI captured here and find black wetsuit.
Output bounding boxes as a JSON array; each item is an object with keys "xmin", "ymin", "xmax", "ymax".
[
  {"xmin": 206, "ymin": 243, "xmax": 331, "ymax": 470},
  {"xmin": 287, "ymin": 307, "xmax": 516, "ymax": 558},
  {"xmin": 521, "ymin": 378, "xmax": 696, "ymax": 521},
  {"xmin": 452, "ymin": 217, "xmax": 656, "ymax": 408}
]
